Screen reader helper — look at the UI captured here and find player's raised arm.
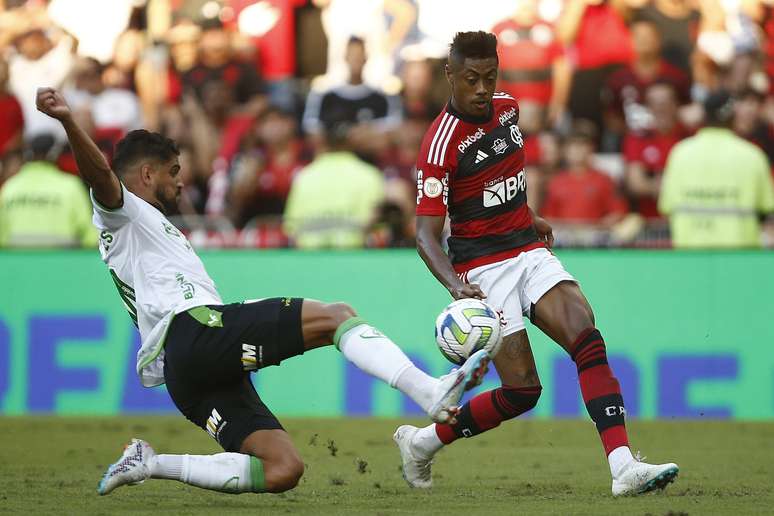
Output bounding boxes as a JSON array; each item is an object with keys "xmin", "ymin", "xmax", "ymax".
[
  {"xmin": 416, "ymin": 215, "xmax": 485, "ymax": 300},
  {"xmin": 35, "ymin": 87, "xmax": 122, "ymax": 209}
]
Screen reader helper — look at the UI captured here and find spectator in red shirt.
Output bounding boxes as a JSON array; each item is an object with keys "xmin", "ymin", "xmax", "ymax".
[
  {"xmin": 492, "ymin": 0, "xmax": 571, "ymax": 127},
  {"xmin": 604, "ymin": 20, "xmax": 691, "ymax": 140},
  {"xmin": 182, "ymin": 19, "xmax": 266, "ymax": 111},
  {"xmin": 542, "ymin": 121, "xmax": 628, "ymax": 226},
  {"xmin": 623, "ymin": 82, "xmax": 687, "ymax": 219},
  {"xmin": 228, "ymin": 107, "xmax": 310, "ymax": 226},
  {"xmin": 557, "ymin": 0, "xmax": 633, "ymax": 137}
]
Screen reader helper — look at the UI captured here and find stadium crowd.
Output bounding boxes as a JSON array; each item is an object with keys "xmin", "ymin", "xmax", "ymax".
[{"xmin": 0, "ymin": 0, "xmax": 773, "ymax": 249}]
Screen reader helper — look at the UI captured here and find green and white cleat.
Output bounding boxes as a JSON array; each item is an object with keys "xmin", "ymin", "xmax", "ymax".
[
  {"xmin": 393, "ymin": 425, "xmax": 433, "ymax": 489},
  {"xmin": 612, "ymin": 459, "xmax": 679, "ymax": 496},
  {"xmin": 97, "ymin": 438, "xmax": 156, "ymax": 495},
  {"xmin": 428, "ymin": 349, "xmax": 490, "ymax": 424}
]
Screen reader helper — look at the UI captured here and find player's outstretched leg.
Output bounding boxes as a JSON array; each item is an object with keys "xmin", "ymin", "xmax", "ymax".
[
  {"xmin": 98, "ymin": 429, "xmax": 303, "ymax": 495},
  {"xmin": 532, "ymin": 281, "xmax": 679, "ymax": 496},
  {"xmin": 394, "ymin": 330, "xmax": 541, "ymax": 488},
  {"xmin": 302, "ymin": 300, "xmax": 490, "ymax": 423}
]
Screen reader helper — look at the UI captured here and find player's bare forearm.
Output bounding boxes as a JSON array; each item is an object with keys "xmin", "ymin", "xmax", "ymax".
[
  {"xmin": 416, "ymin": 215, "xmax": 485, "ymax": 300},
  {"xmin": 36, "ymin": 87, "xmax": 121, "ymax": 208},
  {"xmin": 61, "ymin": 117, "xmax": 122, "ymax": 208}
]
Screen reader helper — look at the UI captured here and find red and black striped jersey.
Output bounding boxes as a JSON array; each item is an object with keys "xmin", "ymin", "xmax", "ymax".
[{"xmin": 415, "ymin": 93, "xmax": 544, "ymax": 273}]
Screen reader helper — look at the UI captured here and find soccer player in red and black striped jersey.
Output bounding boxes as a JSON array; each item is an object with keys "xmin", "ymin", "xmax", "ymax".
[{"xmin": 393, "ymin": 31, "xmax": 679, "ymax": 496}]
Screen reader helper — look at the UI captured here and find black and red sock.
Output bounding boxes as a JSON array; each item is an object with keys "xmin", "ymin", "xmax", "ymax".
[
  {"xmin": 435, "ymin": 385, "xmax": 542, "ymax": 444},
  {"xmin": 570, "ymin": 328, "xmax": 629, "ymax": 455}
]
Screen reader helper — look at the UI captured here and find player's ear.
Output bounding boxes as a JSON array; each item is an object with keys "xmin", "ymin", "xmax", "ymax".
[
  {"xmin": 140, "ymin": 163, "xmax": 153, "ymax": 186},
  {"xmin": 444, "ymin": 63, "xmax": 453, "ymax": 85}
]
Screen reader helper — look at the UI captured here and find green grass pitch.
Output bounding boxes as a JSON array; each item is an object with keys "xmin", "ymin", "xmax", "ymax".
[{"xmin": 2, "ymin": 417, "xmax": 771, "ymax": 515}]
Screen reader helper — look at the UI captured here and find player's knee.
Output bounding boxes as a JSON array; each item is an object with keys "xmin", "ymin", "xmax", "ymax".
[
  {"xmin": 265, "ymin": 456, "xmax": 304, "ymax": 493},
  {"xmin": 326, "ymin": 302, "xmax": 358, "ymax": 329},
  {"xmin": 501, "ymin": 385, "xmax": 542, "ymax": 415}
]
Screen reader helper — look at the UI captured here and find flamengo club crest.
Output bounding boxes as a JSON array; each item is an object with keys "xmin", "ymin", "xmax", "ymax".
[{"xmin": 492, "ymin": 138, "xmax": 508, "ymax": 155}]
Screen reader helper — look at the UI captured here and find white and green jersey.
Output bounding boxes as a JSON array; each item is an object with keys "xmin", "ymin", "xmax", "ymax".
[{"xmin": 91, "ymin": 184, "xmax": 223, "ymax": 387}]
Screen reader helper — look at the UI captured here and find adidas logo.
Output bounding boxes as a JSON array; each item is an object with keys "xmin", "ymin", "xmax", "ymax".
[{"xmin": 475, "ymin": 150, "xmax": 489, "ymax": 163}]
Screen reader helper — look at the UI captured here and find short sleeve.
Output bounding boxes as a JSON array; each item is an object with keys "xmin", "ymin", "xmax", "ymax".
[
  {"xmin": 91, "ymin": 183, "xmax": 142, "ymax": 230},
  {"xmin": 415, "ymin": 120, "xmax": 453, "ymax": 217}
]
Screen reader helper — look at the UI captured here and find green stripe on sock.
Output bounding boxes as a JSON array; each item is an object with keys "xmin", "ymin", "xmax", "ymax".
[
  {"xmin": 333, "ymin": 317, "xmax": 368, "ymax": 350},
  {"xmin": 249, "ymin": 456, "xmax": 266, "ymax": 493}
]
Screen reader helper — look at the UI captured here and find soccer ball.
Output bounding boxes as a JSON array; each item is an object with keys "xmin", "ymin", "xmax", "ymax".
[{"xmin": 435, "ymin": 298, "xmax": 503, "ymax": 365}]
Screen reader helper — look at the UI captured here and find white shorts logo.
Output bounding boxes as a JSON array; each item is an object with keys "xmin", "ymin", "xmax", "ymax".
[
  {"xmin": 483, "ymin": 170, "xmax": 526, "ymax": 207},
  {"xmin": 423, "ymin": 177, "xmax": 443, "ymax": 198}
]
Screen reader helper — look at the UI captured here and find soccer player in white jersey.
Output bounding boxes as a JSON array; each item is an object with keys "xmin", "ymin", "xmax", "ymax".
[{"xmin": 35, "ymin": 87, "xmax": 491, "ymax": 496}]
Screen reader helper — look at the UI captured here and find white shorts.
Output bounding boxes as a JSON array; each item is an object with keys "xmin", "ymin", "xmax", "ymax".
[{"xmin": 464, "ymin": 248, "xmax": 576, "ymax": 336}]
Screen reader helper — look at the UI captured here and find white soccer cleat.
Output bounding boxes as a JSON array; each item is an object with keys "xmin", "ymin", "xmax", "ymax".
[
  {"xmin": 611, "ymin": 459, "xmax": 679, "ymax": 496},
  {"xmin": 428, "ymin": 348, "xmax": 490, "ymax": 424},
  {"xmin": 393, "ymin": 425, "xmax": 433, "ymax": 489},
  {"xmin": 97, "ymin": 438, "xmax": 156, "ymax": 495}
]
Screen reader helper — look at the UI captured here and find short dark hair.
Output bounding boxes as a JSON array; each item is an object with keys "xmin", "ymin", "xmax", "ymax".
[
  {"xmin": 449, "ymin": 31, "xmax": 498, "ymax": 65},
  {"xmin": 703, "ymin": 89, "xmax": 735, "ymax": 127},
  {"xmin": 112, "ymin": 130, "xmax": 180, "ymax": 177}
]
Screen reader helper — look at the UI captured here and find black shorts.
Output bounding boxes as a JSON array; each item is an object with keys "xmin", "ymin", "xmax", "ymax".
[{"xmin": 163, "ymin": 298, "xmax": 305, "ymax": 452}]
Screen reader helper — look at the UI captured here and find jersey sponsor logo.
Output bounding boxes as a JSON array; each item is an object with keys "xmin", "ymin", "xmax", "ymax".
[
  {"xmin": 457, "ymin": 127, "xmax": 485, "ymax": 153},
  {"xmin": 423, "ymin": 177, "xmax": 443, "ymax": 198},
  {"xmin": 206, "ymin": 408, "xmax": 226, "ymax": 441},
  {"xmin": 510, "ymin": 125, "xmax": 524, "ymax": 148},
  {"xmin": 498, "ymin": 107, "xmax": 517, "ymax": 126},
  {"xmin": 175, "ymin": 272, "xmax": 196, "ymax": 300},
  {"xmin": 241, "ymin": 343, "xmax": 260, "ymax": 370},
  {"xmin": 474, "ymin": 150, "xmax": 489, "ymax": 164},
  {"xmin": 482, "ymin": 170, "xmax": 526, "ymax": 207},
  {"xmin": 492, "ymin": 138, "xmax": 508, "ymax": 155}
]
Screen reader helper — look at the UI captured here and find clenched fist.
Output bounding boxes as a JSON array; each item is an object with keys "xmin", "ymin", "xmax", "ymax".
[{"xmin": 36, "ymin": 87, "xmax": 72, "ymax": 121}]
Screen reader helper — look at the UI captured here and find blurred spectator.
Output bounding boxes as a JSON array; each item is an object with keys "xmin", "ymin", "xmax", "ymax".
[
  {"xmin": 631, "ymin": 0, "xmax": 703, "ymax": 77},
  {"xmin": 492, "ymin": 0, "xmax": 571, "ymax": 127},
  {"xmin": 65, "ymin": 57, "xmax": 143, "ymax": 138},
  {"xmin": 284, "ymin": 117, "xmax": 385, "ymax": 248},
  {"xmin": 557, "ymin": 0, "xmax": 633, "ymax": 139},
  {"xmin": 604, "ymin": 20, "xmax": 691, "ymax": 140},
  {"xmin": 303, "ymin": 37, "xmax": 402, "ymax": 133},
  {"xmin": 0, "ymin": 134, "xmax": 96, "ymax": 248},
  {"xmin": 541, "ymin": 121, "xmax": 629, "ymax": 226},
  {"xmin": 399, "ymin": 58, "xmax": 443, "ymax": 120},
  {"xmin": 302, "ymin": 36, "xmax": 401, "ymax": 160},
  {"xmin": 380, "ymin": 118, "xmax": 429, "ymax": 184},
  {"xmin": 732, "ymin": 88, "xmax": 774, "ymax": 166},
  {"xmin": 0, "ymin": 56, "xmax": 24, "ymax": 185},
  {"xmin": 659, "ymin": 90, "xmax": 774, "ymax": 247},
  {"xmin": 228, "ymin": 107, "xmax": 311, "ymax": 227},
  {"xmin": 314, "ymin": 0, "xmax": 416, "ymax": 86},
  {"xmin": 7, "ymin": 24, "xmax": 75, "ymax": 139},
  {"xmin": 226, "ymin": 0, "xmax": 305, "ymax": 112},
  {"xmin": 181, "ymin": 19, "xmax": 266, "ymax": 111},
  {"xmin": 623, "ymin": 82, "xmax": 688, "ymax": 219}
]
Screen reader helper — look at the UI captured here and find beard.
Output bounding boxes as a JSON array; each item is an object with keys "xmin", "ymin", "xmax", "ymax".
[{"xmin": 155, "ymin": 186, "xmax": 180, "ymax": 216}]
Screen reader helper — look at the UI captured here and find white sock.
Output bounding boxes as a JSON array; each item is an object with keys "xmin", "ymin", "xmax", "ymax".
[
  {"xmin": 337, "ymin": 321, "xmax": 439, "ymax": 411},
  {"xmin": 608, "ymin": 446, "xmax": 635, "ymax": 478},
  {"xmin": 151, "ymin": 453, "xmax": 259, "ymax": 493},
  {"xmin": 412, "ymin": 424, "xmax": 445, "ymax": 459}
]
